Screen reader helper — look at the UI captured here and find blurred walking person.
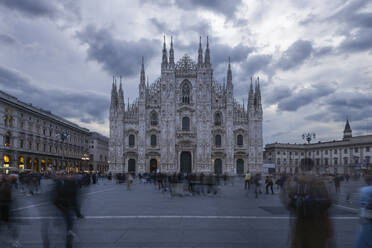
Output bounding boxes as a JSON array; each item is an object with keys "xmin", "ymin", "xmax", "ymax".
[
  {"xmin": 244, "ymin": 171, "xmax": 251, "ymax": 190},
  {"xmin": 253, "ymin": 174, "xmax": 261, "ymax": 199},
  {"xmin": 265, "ymin": 176, "xmax": 274, "ymax": 194},
  {"xmin": 0, "ymin": 173, "xmax": 22, "ymax": 247},
  {"xmin": 281, "ymin": 158, "xmax": 333, "ymax": 248},
  {"xmin": 355, "ymin": 175, "xmax": 372, "ymax": 248},
  {"xmin": 53, "ymin": 173, "xmax": 84, "ymax": 248}
]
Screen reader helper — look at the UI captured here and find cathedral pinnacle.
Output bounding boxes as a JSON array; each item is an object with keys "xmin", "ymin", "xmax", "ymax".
[
  {"xmin": 227, "ymin": 57, "xmax": 232, "ymax": 86},
  {"xmin": 110, "ymin": 77, "xmax": 118, "ymax": 108},
  {"xmin": 248, "ymin": 76, "xmax": 254, "ymax": 110},
  {"xmin": 162, "ymin": 35, "xmax": 168, "ymax": 68},
  {"xmin": 118, "ymin": 78, "xmax": 124, "ymax": 109},
  {"xmin": 204, "ymin": 36, "xmax": 210, "ymax": 66},
  {"xmin": 169, "ymin": 36, "xmax": 174, "ymax": 66},
  {"xmin": 140, "ymin": 56, "xmax": 145, "ymax": 85},
  {"xmin": 198, "ymin": 36, "xmax": 203, "ymax": 66}
]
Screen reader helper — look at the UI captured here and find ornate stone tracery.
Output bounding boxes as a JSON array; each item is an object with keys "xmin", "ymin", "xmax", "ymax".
[{"xmin": 109, "ymin": 37, "xmax": 263, "ymax": 174}]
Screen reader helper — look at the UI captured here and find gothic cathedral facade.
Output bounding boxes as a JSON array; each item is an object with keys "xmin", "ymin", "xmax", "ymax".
[{"xmin": 109, "ymin": 37, "xmax": 263, "ymax": 175}]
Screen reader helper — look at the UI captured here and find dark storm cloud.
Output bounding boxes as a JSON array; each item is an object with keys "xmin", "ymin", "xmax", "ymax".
[
  {"xmin": 142, "ymin": 0, "xmax": 243, "ymax": 18},
  {"xmin": 149, "ymin": 17, "xmax": 211, "ymax": 37},
  {"xmin": 277, "ymin": 40, "xmax": 313, "ymax": 71},
  {"xmin": 212, "ymin": 43, "xmax": 254, "ymax": 66},
  {"xmin": 0, "ymin": 0, "xmax": 80, "ymax": 20},
  {"xmin": 240, "ymin": 54, "xmax": 272, "ymax": 77},
  {"xmin": 305, "ymin": 91, "xmax": 372, "ymax": 123},
  {"xmin": 313, "ymin": 46, "xmax": 333, "ymax": 57},
  {"xmin": 0, "ymin": 34, "xmax": 17, "ymax": 45},
  {"xmin": 0, "ymin": 65, "xmax": 109, "ymax": 124},
  {"xmin": 339, "ymin": 28, "xmax": 372, "ymax": 52},
  {"xmin": 265, "ymin": 86, "xmax": 292, "ymax": 105},
  {"xmin": 76, "ymin": 25, "xmax": 159, "ymax": 77},
  {"xmin": 277, "ymin": 83, "xmax": 336, "ymax": 111},
  {"xmin": 325, "ymin": 0, "xmax": 372, "ymax": 53}
]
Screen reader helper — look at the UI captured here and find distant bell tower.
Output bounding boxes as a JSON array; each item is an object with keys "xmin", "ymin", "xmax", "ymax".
[{"xmin": 343, "ymin": 119, "xmax": 352, "ymax": 140}]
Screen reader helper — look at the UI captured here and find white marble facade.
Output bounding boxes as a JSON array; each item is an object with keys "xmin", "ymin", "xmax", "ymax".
[{"xmin": 109, "ymin": 37, "xmax": 263, "ymax": 175}]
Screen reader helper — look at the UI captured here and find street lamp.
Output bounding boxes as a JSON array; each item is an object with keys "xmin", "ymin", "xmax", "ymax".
[
  {"xmin": 56, "ymin": 132, "xmax": 70, "ymax": 170},
  {"xmin": 302, "ymin": 132, "xmax": 316, "ymax": 144}
]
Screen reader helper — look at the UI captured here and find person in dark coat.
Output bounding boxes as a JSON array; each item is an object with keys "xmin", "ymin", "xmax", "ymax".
[
  {"xmin": 0, "ymin": 173, "xmax": 22, "ymax": 247},
  {"xmin": 53, "ymin": 173, "xmax": 84, "ymax": 248},
  {"xmin": 281, "ymin": 158, "xmax": 333, "ymax": 248}
]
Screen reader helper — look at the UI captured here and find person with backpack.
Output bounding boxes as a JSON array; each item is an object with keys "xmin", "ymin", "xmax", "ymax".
[
  {"xmin": 281, "ymin": 158, "xmax": 333, "ymax": 248},
  {"xmin": 355, "ymin": 175, "xmax": 372, "ymax": 248}
]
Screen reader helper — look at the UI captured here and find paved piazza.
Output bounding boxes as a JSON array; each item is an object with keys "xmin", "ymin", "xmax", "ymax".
[{"xmin": 5, "ymin": 178, "xmax": 363, "ymax": 247}]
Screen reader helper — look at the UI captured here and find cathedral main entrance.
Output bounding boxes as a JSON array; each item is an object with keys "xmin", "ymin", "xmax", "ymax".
[
  {"xmin": 214, "ymin": 159, "xmax": 222, "ymax": 175},
  {"xmin": 150, "ymin": 159, "xmax": 157, "ymax": 173},
  {"xmin": 128, "ymin": 159, "xmax": 136, "ymax": 173},
  {"xmin": 236, "ymin": 159, "xmax": 244, "ymax": 175},
  {"xmin": 180, "ymin": 151, "xmax": 192, "ymax": 173}
]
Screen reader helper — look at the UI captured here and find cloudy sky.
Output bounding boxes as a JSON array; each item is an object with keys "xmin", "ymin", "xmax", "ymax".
[{"xmin": 0, "ymin": 0, "xmax": 371, "ymax": 145}]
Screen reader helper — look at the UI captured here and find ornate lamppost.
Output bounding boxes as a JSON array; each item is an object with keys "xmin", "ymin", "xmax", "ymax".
[
  {"xmin": 302, "ymin": 132, "xmax": 316, "ymax": 144},
  {"xmin": 56, "ymin": 132, "xmax": 70, "ymax": 170}
]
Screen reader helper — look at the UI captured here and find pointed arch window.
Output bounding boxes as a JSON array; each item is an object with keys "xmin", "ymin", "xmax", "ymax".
[
  {"xmin": 214, "ymin": 112, "xmax": 222, "ymax": 126},
  {"xmin": 150, "ymin": 112, "xmax": 158, "ymax": 126},
  {"xmin": 215, "ymin": 135, "xmax": 221, "ymax": 147},
  {"xmin": 129, "ymin": 134, "xmax": 135, "ymax": 147},
  {"xmin": 182, "ymin": 116, "xmax": 190, "ymax": 131},
  {"xmin": 151, "ymin": 135, "xmax": 157, "ymax": 146},
  {"xmin": 237, "ymin": 134, "xmax": 243, "ymax": 146},
  {"xmin": 182, "ymin": 83, "xmax": 190, "ymax": 104}
]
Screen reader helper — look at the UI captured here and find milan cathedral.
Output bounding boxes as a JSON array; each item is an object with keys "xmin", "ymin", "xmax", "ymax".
[{"xmin": 109, "ymin": 37, "xmax": 263, "ymax": 174}]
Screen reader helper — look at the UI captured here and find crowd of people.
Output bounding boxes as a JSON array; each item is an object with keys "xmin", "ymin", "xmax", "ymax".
[
  {"xmin": 113, "ymin": 172, "xmax": 237, "ymax": 197},
  {"xmin": 0, "ymin": 164, "xmax": 372, "ymax": 247}
]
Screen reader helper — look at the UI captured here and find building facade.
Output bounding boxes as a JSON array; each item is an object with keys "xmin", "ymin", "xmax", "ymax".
[
  {"xmin": 109, "ymin": 37, "xmax": 263, "ymax": 174},
  {"xmin": 264, "ymin": 120, "xmax": 372, "ymax": 174},
  {"xmin": 88, "ymin": 132, "xmax": 109, "ymax": 172},
  {"xmin": 0, "ymin": 90, "xmax": 90, "ymax": 172}
]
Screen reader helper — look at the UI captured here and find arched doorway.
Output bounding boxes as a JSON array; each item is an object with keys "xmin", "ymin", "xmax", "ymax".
[
  {"xmin": 150, "ymin": 159, "xmax": 157, "ymax": 173},
  {"xmin": 214, "ymin": 159, "xmax": 222, "ymax": 175},
  {"xmin": 128, "ymin": 159, "xmax": 136, "ymax": 173},
  {"xmin": 180, "ymin": 151, "xmax": 192, "ymax": 173},
  {"xmin": 236, "ymin": 159, "xmax": 244, "ymax": 175}
]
